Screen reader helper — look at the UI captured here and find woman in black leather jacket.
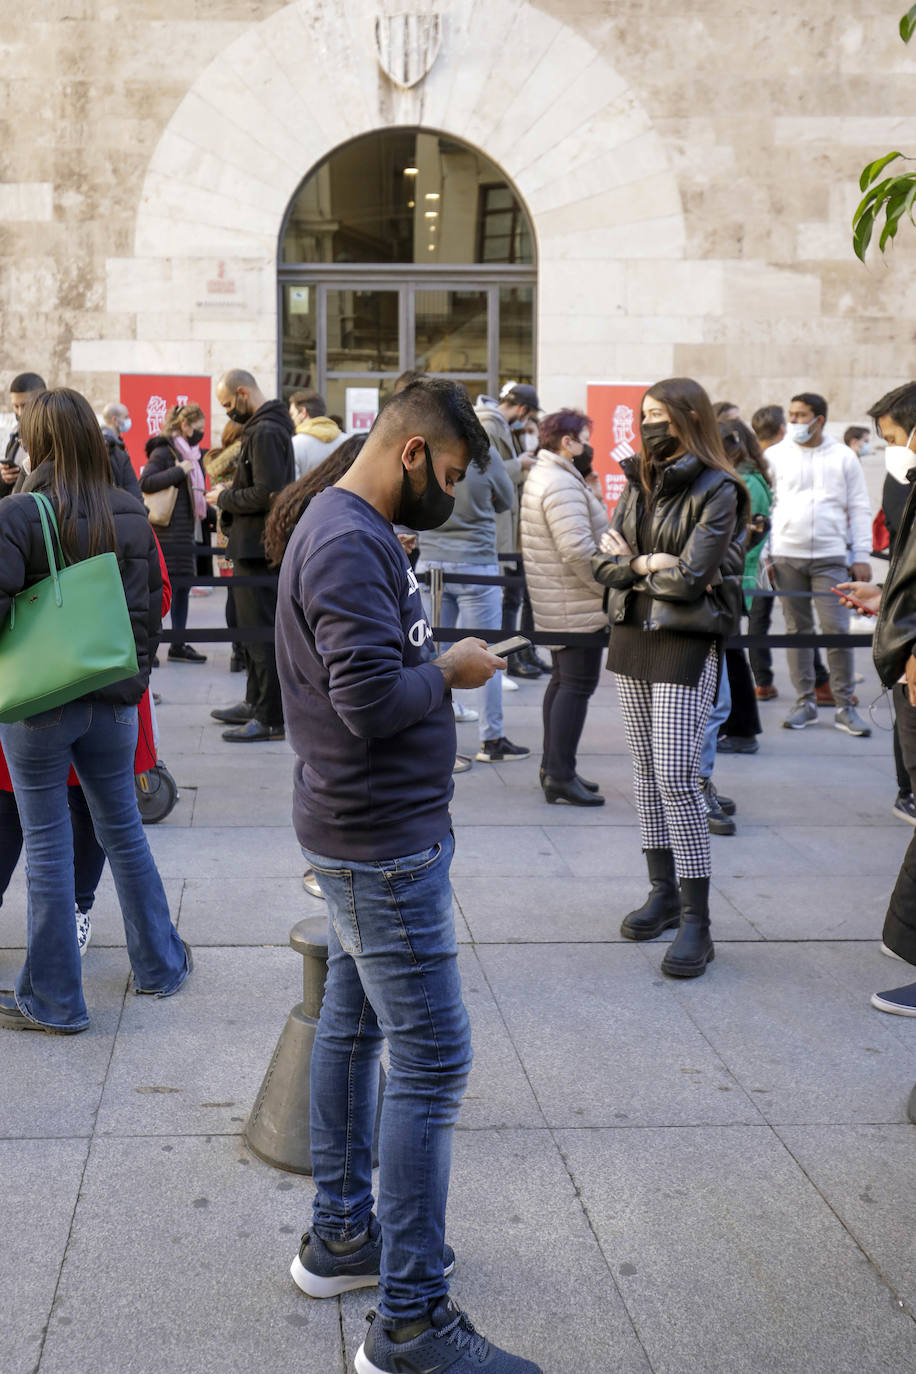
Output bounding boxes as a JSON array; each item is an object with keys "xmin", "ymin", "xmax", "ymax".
[{"xmin": 592, "ymin": 377, "xmax": 747, "ymax": 980}]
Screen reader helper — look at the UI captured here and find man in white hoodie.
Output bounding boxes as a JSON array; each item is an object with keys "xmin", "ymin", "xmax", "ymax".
[
  {"xmin": 768, "ymin": 391, "xmax": 873, "ymax": 737},
  {"xmin": 288, "ymin": 390, "xmax": 347, "ymax": 478}
]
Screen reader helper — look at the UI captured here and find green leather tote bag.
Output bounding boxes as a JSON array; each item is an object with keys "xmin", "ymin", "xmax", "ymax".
[{"xmin": 0, "ymin": 491, "xmax": 139, "ymax": 723}]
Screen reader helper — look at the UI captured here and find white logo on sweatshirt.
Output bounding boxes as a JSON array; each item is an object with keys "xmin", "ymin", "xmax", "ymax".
[{"xmin": 409, "ymin": 618, "xmax": 433, "ymax": 647}]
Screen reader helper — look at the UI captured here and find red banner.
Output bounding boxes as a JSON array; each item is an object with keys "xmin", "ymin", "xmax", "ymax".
[
  {"xmin": 119, "ymin": 374, "xmax": 212, "ymax": 477},
  {"xmin": 586, "ymin": 382, "xmax": 647, "ymax": 517}
]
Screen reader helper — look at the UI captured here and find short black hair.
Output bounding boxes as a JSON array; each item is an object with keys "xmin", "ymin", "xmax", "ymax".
[
  {"xmin": 393, "ymin": 369, "xmax": 426, "ymax": 394},
  {"xmin": 868, "ymin": 382, "xmax": 916, "ymax": 436},
  {"xmin": 751, "ymin": 404, "xmax": 785, "ymax": 441},
  {"xmin": 713, "ymin": 400, "xmax": 739, "ymax": 417},
  {"xmin": 844, "ymin": 426, "xmax": 869, "ymax": 447},
  {"xmin": 289, "ymin": 389, "xmax": 326, "ymax": 418},
  {"xmin": 10, "ymin": 371, "xmax": 46, "ymax": 394},
  {"xmin": 791, "ymin": 392, "xmax": 828, "ymax": 420},
  {"xmin": 374, "ymin": 378, "xmax": 490, "ymax": 470}
]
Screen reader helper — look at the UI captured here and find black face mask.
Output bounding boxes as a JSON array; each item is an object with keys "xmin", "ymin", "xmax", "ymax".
[
  {"xmin": 573, "ymin": 442, "xmax": 593, "ymax": 478},
  {"xmin": 226, "ymin": 395, "xmax": 249, "ymax": 426},
  {"xmin": 641, "ymin": 421, "xmax": 680, "ymax": 462},
  {"xmin": 398, "ymin": 442, "xmax": 455, "ymax": 530},
  {"xmin": 186, "ymin": 428, "xmax": 204, "ymax": 447}
]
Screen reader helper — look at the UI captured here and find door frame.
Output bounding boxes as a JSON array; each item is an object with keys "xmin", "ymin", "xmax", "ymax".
[{"xmin": 277, "ymin": 261, "xmax": 537, "ymax": 399}]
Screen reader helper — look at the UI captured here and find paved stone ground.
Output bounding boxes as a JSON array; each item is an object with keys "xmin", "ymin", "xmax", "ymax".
[{"xmin": 2, "ymin": 592, "xmax": 915, "ymax": 1374}]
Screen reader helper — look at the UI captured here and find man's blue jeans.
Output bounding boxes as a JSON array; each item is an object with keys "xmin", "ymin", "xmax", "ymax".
[
  {"xmin": 699, "ymin": 663, "xmax": 731, "ymax": 780},
  {"xmin": 419, "ymin": 561, "xmax": 503, "ymax": 742},
  {"xmin": 302, "ymin": 830, "xmax": 472, "ymax": 1323},
  {"xmin": 0, "ymin": 700, "xmax": 189, "ymax": 1030}
]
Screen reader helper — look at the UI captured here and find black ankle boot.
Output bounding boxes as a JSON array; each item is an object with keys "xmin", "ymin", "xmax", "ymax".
[
  {"xmin": 620, "ymin": 849, "xmax": 681, "ymax": 941},
  {"xmin": 662, "ymin": 877, "xmax": 714, "ymax": 978}
]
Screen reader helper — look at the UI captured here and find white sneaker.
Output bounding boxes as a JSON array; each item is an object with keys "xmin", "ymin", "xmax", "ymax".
[
  {"xmin": 502, "ymin": 676, "xmax": 519, "ymax": 692},
  {"xmin": 453, "ymin": 701, "xmax": 479, "ymax": 723},
  {"xmin": 75, "ymin": 908, "xmax": 92, "ymax": 958}
]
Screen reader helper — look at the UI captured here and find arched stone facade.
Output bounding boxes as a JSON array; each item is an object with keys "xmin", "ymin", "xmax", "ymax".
[{"xmin": 89, "ymin": 0, "xmax": 686, "ymax": 410}]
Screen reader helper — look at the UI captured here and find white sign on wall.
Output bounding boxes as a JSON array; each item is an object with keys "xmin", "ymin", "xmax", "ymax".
[{"xmin": 346, "ymin": 387, "xmax": 379, "ymax": 433}]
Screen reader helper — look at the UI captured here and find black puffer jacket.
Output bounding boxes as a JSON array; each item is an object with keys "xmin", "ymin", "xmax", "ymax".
[
  {"xmin": 0, "ymin": 468, "xmax": 162, "ymax": 703},
  {"xmin": 139, "ymin": 435, "xmax": 196, "ymax": 578},
  {"xmin": 874, "ymin": 477, "xmax": 916, "ymax": 685},
  {"xmin": 592, "ymin": 455, "xmax": 748, "ymax": 638},
  {"xmin": 217, "ymin": 400, "xmax": 294, "ymax": 561},
  {"xmin": 102, "ymin": 429, "xmax": 144, "ymax": 503}
]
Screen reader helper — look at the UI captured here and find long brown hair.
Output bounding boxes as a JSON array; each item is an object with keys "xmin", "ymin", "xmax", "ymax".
[
  {"xmin": 718, "ymin": 417, "xmax": 772, "ymax": 487},
  {"xmin": 19, "ymin": 388, "xmax": 116, "ymax": 561},
  {"xmin": 161, "ymin": 402, "xmax": 205, "ymax": 437},
  {"xmin": 639, "ymin": 377, "xmax": 742, "ymax": 497},
  {"xmin": 263, "ymin": 434, "xmax": 366, "ymax": 567}
]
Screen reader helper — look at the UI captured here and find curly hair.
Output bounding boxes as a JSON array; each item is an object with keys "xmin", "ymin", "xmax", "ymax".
[{"xmin": 263, "ymin": 433, "xmax": 367, "ymax": 567}]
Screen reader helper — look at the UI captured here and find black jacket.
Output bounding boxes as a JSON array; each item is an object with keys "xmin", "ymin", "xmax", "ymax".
[
  {"xmin": 217, "ymin": 400, "xmax": 294, "ymax": 561},
  {"xmin": 0, "ymin": 431, "xmax": 24, "ymax": 500},
  {"xmin": 139, "ymin": 435, "xmax": 197, "ymax": 578},
  {"xmin": 591, "ymin": 455, "xmax": 748, "ymax": 638},
  {"xmin": 102, "ymin": 428, "xmax": 143, "ymax": 503},
  {"xmin": 0, "ymin": 467, "xmax": 162, "ymax": 704},
  {"xmin": 874, "ymin": 475, "xmax": 916, "ymax": 686}
]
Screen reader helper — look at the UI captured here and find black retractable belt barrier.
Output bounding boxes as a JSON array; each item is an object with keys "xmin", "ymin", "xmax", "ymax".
[{"xmin": 245, "ymin": 915, "xmax": 385, "ymax": 1174}]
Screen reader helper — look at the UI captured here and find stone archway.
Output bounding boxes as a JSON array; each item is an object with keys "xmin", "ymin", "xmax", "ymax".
[{"xmin": 98, "ymin": 0, "xmax": 686, "ymax": 407}]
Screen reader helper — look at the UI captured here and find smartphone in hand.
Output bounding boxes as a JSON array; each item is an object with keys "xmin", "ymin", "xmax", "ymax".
[
  {"xmin": 488, "ymin": 635, "xmax": 531, "ymax": 658},
  {"xmin": 830, "ymin": 587, "xmax": 877, "ymax": 618}
]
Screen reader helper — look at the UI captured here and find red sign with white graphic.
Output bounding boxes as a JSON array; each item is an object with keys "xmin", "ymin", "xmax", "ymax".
[
  {"xmin": 586, "ymin": 382, "xmax": 647, "ymax": 517},
  {"xmin": 119, "ymin": 374, "xmax": 212, "ymax": 477}
]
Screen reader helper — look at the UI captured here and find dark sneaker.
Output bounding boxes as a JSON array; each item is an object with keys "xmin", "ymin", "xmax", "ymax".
[
  {"xmin": 893, "ymin": 793, "xmax": 916, "ymax": 825},
  {"xmin": 291, "ymin": 1215, "xmax": 455, "ymax": 1299},
  {"xmin": 356, "ymin": 1298, "xmax": 541, "ymax": 1373},
  {"xmin": 834, "ymin": 706, "xmax": 871, "ymax": 738},
  {"xmin": 716, "ymin": 735, "xmax": 759, "ymax": 754},
  {"xmin": 168, "ymin": 644, "xmax": 207, "ymax": 663},
  {"xmin": 783, "ymin": 701, "xmax": 818, "ymax": 730},
  {"xmin": 475, "ymin": 737, "xmax": 530, "ymax": 763},
  {"xmin": 211, "ymin": 702, "xmax": 255, "ymax": 724},
  {"xmin": 700, "ymin": 778, "xmax": 736, "ymax": 836},
  {"xmin": 870, "ymin": 982, "xmax": 916, "ymax": 1017}
]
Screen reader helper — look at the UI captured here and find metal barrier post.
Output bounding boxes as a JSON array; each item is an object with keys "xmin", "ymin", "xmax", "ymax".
[
  {"xmin": 908, "ymin": 1081, "xmax": 916, "ymax": 1126},
  {"xmin": 245, "ymin": 915, "xmax": 385, "ymax": 1173},
  {"xmin": 429, "ymin": 566, "xmax": 443, "ymax": 650}
]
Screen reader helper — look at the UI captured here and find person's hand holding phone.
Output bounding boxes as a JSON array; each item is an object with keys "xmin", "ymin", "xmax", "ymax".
[
  {"xmin": 434, "ymin": 637, "xmax": 505, "ymax": 690},
  {"xmin": 0, "ymin": 462, "xmax": 19, "ymax": 487},
  {"xmin": 832, "ymin": 582, "xmax": 881, "ymax": 617}
]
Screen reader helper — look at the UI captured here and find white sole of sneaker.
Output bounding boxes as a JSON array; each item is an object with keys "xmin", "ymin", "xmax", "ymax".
[
  {"xmin": 354, "ymin": 1347, "xmax": 386, "ymax": 1374},
  {"xmin": 290, "ymin": 1251, "xmax": 379, "ymax": 1298},
  {"xmin": 870, "ymin": 991, "xmax": 916, "ymax": 1016},
  {"xmin": 834, "ymin": 722, "xmax": 870, "ymax": 737},
  {"xmin": 474, "ymin": 753, "xmax": 530, "ymax": 763},
  {"xmin": 881, "ymin": 943, "xmax": 906, "ymax": 960},
  {"xmin": 783, "ymin": 717, "xmax": 817, "ymax": 730}
]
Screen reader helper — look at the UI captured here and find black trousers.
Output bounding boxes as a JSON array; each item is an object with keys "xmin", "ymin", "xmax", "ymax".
[
  {"xmin": 893, "ymin": 717, "xmax": 910, "ymax": 795},
  {"xmin": 884, "ymin": 684, "xmax": 916, "ymax": 965},
  {"xmin": 0, "ymin": 786, "xmax": 106, "ymax": 913},
  {"xmin": 541, "ymin": 645, "xmax": 603, "ymax": 781},
  {"xmin": 747, "ymin": 593, "xmax": 773, "ymax": 687},
  {"xmin": 722, "ymin": 645, "xmax": 761, "ymax": 739},
  {"xmin": 232, "ymin": 558, "xmax": 283, "ymax": 728}
]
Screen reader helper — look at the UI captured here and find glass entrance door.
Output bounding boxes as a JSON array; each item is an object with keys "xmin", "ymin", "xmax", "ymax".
[{"xmin": 280, "ymin": 275, "xmax": 535, "ymax": 424}]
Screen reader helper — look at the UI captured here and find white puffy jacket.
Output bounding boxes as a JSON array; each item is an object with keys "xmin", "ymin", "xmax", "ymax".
[{"xmin": 520, "ymin": 449, "xmax": 609, "ymax": 635}]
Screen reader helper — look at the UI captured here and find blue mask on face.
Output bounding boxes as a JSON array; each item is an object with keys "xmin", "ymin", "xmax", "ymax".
[{"xmin": 120, "ymin": 417, "xmax": 132, "ymax": 434}]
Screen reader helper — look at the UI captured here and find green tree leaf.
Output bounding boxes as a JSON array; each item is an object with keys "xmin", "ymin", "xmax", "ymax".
[
  {"xmin": 853, "ymin": 203, "xmax": 878, "ymax": 261},
  {"xmin": 859, "ymin": 151, "xmax": 904, "ymax": 191},
  {"xmin": 900, "ymin": 5, "xmax": 916, "ymax": 42}
]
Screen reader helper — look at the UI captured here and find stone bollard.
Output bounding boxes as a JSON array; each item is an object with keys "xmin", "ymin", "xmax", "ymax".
[{"xmin": 245, "ymin": 914, "xmax": 384, "ymax": 1174}]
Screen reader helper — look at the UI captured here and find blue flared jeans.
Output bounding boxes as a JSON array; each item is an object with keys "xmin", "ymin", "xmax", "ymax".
[
  {"xmin": 302, "ymin": 830, "xmax": 472, "ymax": 1323},
  {"xmin": 0, "ymin": 700, "xmax": 189, "ymax": 1030}
]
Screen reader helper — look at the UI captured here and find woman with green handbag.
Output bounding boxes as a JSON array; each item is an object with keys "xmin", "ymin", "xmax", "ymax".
[{"xmin": 0, "ymin": 388, "xmax": 190, "ymax": 1034}]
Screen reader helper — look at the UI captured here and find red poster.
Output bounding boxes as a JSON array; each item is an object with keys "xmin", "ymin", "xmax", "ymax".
[
  {"xmin": 587, "ymin": 382, "xmax": 647, "ymax": 517},
  {"xmin": 119, "ymin": 374, "xmax": 212, "ymax": 477}
]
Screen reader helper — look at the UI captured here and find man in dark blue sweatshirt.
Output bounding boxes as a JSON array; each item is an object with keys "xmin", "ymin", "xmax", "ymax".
[{"xmin": 276, "ymin": 379, "xmax": 541, "ymax": 1374}]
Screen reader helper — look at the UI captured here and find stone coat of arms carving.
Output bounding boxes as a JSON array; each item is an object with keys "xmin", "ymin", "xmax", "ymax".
[{"xmin": 375, "ymin": 12, "xmax": 442, "ymax": 88}]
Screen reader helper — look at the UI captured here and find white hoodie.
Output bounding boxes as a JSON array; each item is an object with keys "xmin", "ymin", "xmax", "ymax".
[{"xmin": 767, "ymin": 432, "xmax": 872, "ymax": 562}]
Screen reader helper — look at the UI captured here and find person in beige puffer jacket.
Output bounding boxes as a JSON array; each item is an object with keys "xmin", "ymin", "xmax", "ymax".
[{"xmin": 520, "ymin": 408, "xmax": 609, "ymax": 806}]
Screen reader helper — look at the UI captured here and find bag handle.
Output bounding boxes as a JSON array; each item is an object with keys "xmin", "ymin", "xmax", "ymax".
[{"xmin": 30, "ymin": 491, "xmax": 66, "ymax": 568}]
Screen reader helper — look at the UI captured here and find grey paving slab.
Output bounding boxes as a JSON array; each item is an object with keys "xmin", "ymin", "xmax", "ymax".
[
  {"xmin": 0, "ymin": 1138, "xmax": 89, "ymax": 1374},
  {"xmin": 804, "ymin": 940, "xmax": 916, "ymax": 1054},
  {"xmin": 458, "ymin": 948, "xmax": 543, "ymax": 1129},
  {"xmin": 38, "ymin": 1135, "xmax": 343, "ymax": 1374},
  {"xmin": 558, "ymin": 1125, "xmax": 916, "ymax": 1374},
  {"xmin": 777, "ymin": 1124, "xmax": 916, "ymax": 1313},
  {"xmin": 478, "ymin": 943, "xmax": 762, "ymax": 1127},
  {"xmin": 453, "ymin": 874, "xmax": 760, "ymax": 943},
  {"xmin": 545, "ymin": 822, "xmax": 817, "ymax": 877},
  {"xmin": 772, "ymin": 823, "xmax": 910, "ymax": 876},
  {"xmin": 714, "ymin": 873, "xmax": 889, "ymax": 941},
  {"xmin": 145, "ymin": 824, "xmax": 304, "ymax": 878},
  {"xmin": 95, "ymin": 947, "xmax": 297, "ymax": 1137},
  {"xmin": 449, "ymin": 824, "xmax": 570, "ymax": 876},
  {"xmin": 645, "ymin": 941, "xmax": 916, "ymax": 1124},
  {"xmin": 340, "ymin": 1128, "xmax": 653, "ymax": 1374},
  {"xmin": 0, "ymin": 948, "xmax": 128, "ymax": 1139},
  {"xmin": 177, "ymin": 875, "xmax": 318, "ymax": 945}
]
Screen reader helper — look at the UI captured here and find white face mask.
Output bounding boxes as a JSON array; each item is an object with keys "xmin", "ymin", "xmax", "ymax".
[
  {"xmin": 788, "ymin": 418, "xmax": 818, "ymax": 444},
  {"xmin": 885, "ymin": 427, "xmax": 916, "ymax": 484},
  {"xmin": 523, "ymin": 432, "xmax": 539, "ymax": 452}
]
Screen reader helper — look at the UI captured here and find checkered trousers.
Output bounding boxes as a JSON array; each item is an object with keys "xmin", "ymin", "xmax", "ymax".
[{"xmin": 615, "ymin": 649, "xmax": 718, "ymax": 880}]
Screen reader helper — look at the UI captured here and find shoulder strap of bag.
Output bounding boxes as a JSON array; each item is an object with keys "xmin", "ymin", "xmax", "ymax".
[{"xmin": 8, "ymin": 492, "xmax": 64, "ymax": 632}]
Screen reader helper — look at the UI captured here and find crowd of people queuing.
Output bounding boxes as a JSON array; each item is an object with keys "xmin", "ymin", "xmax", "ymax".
[{"xmin": 1, "ymin": 360, "xmax": 915, "ymax": 1373}]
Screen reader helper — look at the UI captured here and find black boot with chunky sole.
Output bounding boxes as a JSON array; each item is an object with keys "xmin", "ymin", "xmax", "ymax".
[
  {"xmin": 662, "ymin": 877, "xmax": 714, "ymax": 978},
  {"xmin": 621, "ymin": 849, "xmax": 681, "ymax": 941}
]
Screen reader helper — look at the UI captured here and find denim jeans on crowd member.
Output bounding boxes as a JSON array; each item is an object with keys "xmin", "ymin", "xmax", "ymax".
[
  {"xmin": 303, "ymin": 830, "xmax": 472, "ymax": 1324},
  {"xmin": 541, "ymin": 645, "xmax": 603, "ymax": 781},
  {"xmin": 419, "ymin": 561, "xmax": 502, "ymax": 743},
  {"xmin": 699, "ymin": 661, "xmax": 731, "ymax": 780},
  {"xmin": 0, "ymin": 701, "xmax": 188, "ymax": 1030},
  {"xmin": 0, "ymin": 786, "xmax": 105, "ymax": 914}
]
